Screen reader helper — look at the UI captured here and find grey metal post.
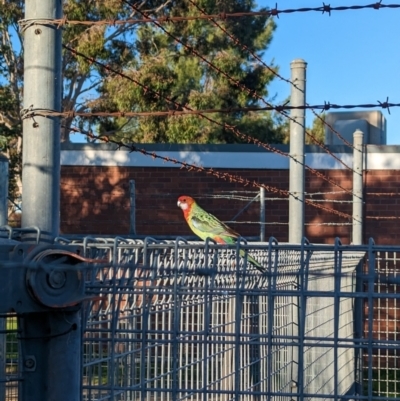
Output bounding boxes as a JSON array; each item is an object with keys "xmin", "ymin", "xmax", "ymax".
[
  {"xmin": 0, "ymin": 155, "xmax": 8, "ymax": 226},
  {"xmin": 260, "ymin": 187, "xmax": 265, "ymax": 241},
  {"xmin": 352, "ymin": 130, "xmax": 364, "ymax": 245},
  {"xmin": 289, "ymin": 59, "xmax": 307, "ymax": 243},
  {"xmin": 19, "ymin": 311, "xmax": 81, "ymax": 401},
  {"xmin": 21, "ymin": 0, "xmax": 62, "ymax": 242},
  {"xmin": 129, "ymin": 180, "xmax": 136, "ymax": 235}
]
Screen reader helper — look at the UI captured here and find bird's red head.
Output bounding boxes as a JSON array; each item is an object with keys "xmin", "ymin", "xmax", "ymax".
[{"xmin": 177, "ymin": 196, "xmax": 196, "ymax": 212}]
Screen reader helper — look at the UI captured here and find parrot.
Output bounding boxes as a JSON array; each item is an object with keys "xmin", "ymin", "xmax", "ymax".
[{"xmin": 177, "ymin": 195, "xmax": 264, "ymax": 272}]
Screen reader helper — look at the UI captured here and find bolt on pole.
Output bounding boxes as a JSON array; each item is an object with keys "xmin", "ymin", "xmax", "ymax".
[
  {"xmin": 352, "ymin": 130, "xmax": 364, "ymax": 245},
  {"xmin": 21, "ymin": 0, "xmax": 62, "ymax": 242},
  {"xmin": 289, "ymin": 59, "xmax": 307, "ymax": 243}
]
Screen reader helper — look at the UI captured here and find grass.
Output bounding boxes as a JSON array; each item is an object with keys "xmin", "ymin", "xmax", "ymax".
[{"xmin": 363, "ymin": 368, "xmax": 400, "ymax": 399}]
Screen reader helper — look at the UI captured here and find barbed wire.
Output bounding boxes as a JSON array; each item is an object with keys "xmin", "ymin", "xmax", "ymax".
[
  {"xmin": 17, "ymin": 2, "xmax": 391, "ymax": 154},
  {"xmin": 64, "ymin": 125, "xmax": 354, "ymax": 220},
  {"xmin": 19, "ymin": 1, "xmax": 386, "ymax": 152},
  {"xmin": 225, "ymin": 221, "xmax": 354, "ymax": 226},
  {"xmin": 309, "ymin": 109, "xmax": 356, "ymax": 149},
  {"xmin": 67, "ymin": 128, "xmax": 398, "ymax": 221},
  {"xmin": 184, "ymin": 0, "xmax": 357, "ymax": 152},
  {"xmin": 52, "ymin": 45, "xmax": 358, "ymax": 198},
  {"xmin": 366, "ymin": 216, "xmax": 400, "ymax": 220},
  {"xmin": 366, "ymin": 192, "xmax": 400, "ymax": 196},
  {"xmin": 124, "ymin": 1, "xmax": 357, "ymax": 174},
  {"xmin": 18, "ymin": 2, "xmax": 400, "ymax": 30},
  {"xmin": 24, "ymin": 99, "xmax": 399, "ymax": 117}
]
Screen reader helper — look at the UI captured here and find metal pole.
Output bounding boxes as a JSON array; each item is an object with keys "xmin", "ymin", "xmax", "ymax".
[
  {"xmin": 352, "ymin": 130, "xmax": 364, "ymax": 245},
  {"xmin": 19, "ymin": 310, "xmax": 81, "ymax": 401},
  {"xmin": 289, "ymin": 59, "xmax": 307, "ymax": 243},
  {"xmin": 21, "ymin": 0, "xmax": 62, "ymax": 242},
  {"xmin": 129, "ymin": 180, "xmax": 136, "ymax": 235},
  {"xmin": 0, "ymin": 156, "xmax": 8, "ymax": 226},
  {"xmin": 260, "ymin": 187, "xmax": 265, "ymax": 241}
]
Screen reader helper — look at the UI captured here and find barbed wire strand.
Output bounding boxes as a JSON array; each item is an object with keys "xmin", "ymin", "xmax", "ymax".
[
  {"xmin": 367, "ymin": 216, "xmax": 400, "ymax": 220},
  {"xmin": 60, "ymin": 46, "xmax": 358, "ymax": 199},
  {"xmin": 366, "ymin": 192, "xmax": 400, "ymax": 196},
  {"xmin": 20, "ymin": 3, "xmax": 400, "ymax": 29},
  {"xmin": 185, "ymin": 0, "xmax": 357, "ymax": 152},
  {"xmin": 17, "ymin": 0, "xmax": 394, "ymax": 152},
  {"xmin": 26, "ymin": 100, "xmax": 400, "ymax": 116},
  {"xmin": 23, "ymin": 1, "xmax": 389, "ymax": 152},
  {"xmin": 65, "ymin": 125, "xmax": 354, "ymax": 220},
  {"xmin": 123, "ymin": 0, "xmax": 357, "ymax": 174},
  {"xmin": 224, "ymin": 221, "xmax": 354, "ymax": 226}
]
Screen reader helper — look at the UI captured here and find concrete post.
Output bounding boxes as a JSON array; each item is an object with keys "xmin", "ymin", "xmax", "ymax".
[
  {"xmin": 260, "ymin": 187, "xmax": 266, "ymax": 242},
  {"xmin": 0, "ymin": 155, "xmax": 8, "ymax": 226},
  {"xmin": 21, "ymin": 0, "xmax": 62, "ymax": 242},
  {"xmin": 352, "ymin": 130, "xmax": 364, "ymax": 245},
  {"xmin": 289, "ymin": 59, "xmax": 307, "ymax": 243}
]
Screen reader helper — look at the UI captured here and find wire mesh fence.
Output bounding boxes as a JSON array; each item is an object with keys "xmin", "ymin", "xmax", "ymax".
[
  {"xmin": 363, "ymin": 247, "xmax": 400, "ymax": 399},
  {"xmin": 66, "ymin": 237, "xmax": 364, "ymax": 400},
  {"xmin": 1, "ymin": 238, "xmax": 400, "ymax": 400},
  {"xmin": 0, "ymin": 315, "xmax": 19, "ymax": 401}
]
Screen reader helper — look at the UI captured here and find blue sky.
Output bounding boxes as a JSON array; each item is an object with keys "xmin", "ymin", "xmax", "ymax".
[{"xmin": 260, "ymin": 0, "xmax": 400, "ymax": 144}]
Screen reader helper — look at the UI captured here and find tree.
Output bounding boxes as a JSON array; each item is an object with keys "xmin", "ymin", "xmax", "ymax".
[
  {"xmin": 306, "ymin": 113, "xmax": 326, "ymax": 144},
  {"xmin": 0, "ymin": 0, "xmax": 284, "ymax": 205},
  {"xmin": 92, "ymin": 0, "xmax": 284, "ymax": 144},
  {"xmin": 0, "ymin": 0, "xmax": 160, "ymax": 203}
]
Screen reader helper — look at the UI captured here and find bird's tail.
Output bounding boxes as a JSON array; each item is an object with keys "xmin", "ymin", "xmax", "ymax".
[{"xmin": 239, "ymin": 249, "xmax": 264, "ymax": 272}]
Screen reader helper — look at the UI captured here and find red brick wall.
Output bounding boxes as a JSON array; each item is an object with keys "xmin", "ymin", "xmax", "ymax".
[{"xmin": 60, "ymin": 166, "xmax": 400, "ymax": 245}]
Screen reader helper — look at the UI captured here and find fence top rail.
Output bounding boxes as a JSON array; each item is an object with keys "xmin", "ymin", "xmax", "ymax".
[{"xmin": 53, "ymin": 234, "xmax": 393, "ymax": 252}]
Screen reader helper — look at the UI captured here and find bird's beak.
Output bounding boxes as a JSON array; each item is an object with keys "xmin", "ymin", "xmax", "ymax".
[{"xmin": 177, "ymin": 200, "xmax": 181, "ymax": 208}]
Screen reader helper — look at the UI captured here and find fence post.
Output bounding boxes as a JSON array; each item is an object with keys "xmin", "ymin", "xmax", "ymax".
[
  {"xmin": 21, "ymin": 0, "xmax": 62, "ymax": 242},
  {"xmin": 129, "ymin": 180, "xmax": 136, "ymax": 235},
  {"xmin": 260, "ymin": 187, "xmax": 265, "ymax": 241},
  {"xmin": 289, "ymin": 59, "xmax": 307, "ymax": 243},
  {"xmin": 0, "ymin": 155, "xmax": 8, "ymax": 226},
  {"xmin": 352, "ymin": 130, "xmax": 364, "ymax": 245}
]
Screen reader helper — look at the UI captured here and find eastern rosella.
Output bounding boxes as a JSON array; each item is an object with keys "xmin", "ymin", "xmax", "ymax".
[{"xmin": 177, "ymin": 195, "xmax": 264, "ymax": 271}]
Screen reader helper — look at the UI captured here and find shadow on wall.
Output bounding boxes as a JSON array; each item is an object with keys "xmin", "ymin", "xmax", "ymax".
[
  {"xmin": 305, "ymin": 169, "xmax": 353, "ymax": 244},
  {"xmin": 60, "ymin": 166, "xmax": 400, "ymax": 244},
  {"xmin": 60, "ymin": 166, "xmax": 289, "ymax": 239}
]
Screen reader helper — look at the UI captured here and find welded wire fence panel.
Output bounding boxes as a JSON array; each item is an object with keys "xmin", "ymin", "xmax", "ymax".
[
  {"xmin": 58, "ymin": 237, "xmax": 365, "ymax": 401},
  {"xmin": 0, "ymin": 316, "xmax": 19, "ymax": 401},
  {"xmin": 362, "ymin": 248, "xmax": 400, "ymax": 400}
]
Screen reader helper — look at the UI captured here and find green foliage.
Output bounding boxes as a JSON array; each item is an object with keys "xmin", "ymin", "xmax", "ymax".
[{"xmin": 306, "ymin": 113, "xmax": 326, "ymax": 144}]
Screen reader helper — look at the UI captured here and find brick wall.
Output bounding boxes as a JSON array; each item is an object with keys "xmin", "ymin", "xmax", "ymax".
[{"xmin": 60, "ymin": 166, "xmax": 400, "ymax": 245}]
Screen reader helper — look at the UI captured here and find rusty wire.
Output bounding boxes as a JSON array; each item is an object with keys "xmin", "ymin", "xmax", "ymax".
[
  {"xmin": 62, "ymin": 7, "xmax": 357, "ymax": 191},
  {"xmin": 185, "ymin": 0, "xmax": 356, "ymax": 152},
  {"xmin": 366, "ymin": 192, "xmax": 400, "ymax": 196},
  {"xmin": 16, "ymin": 1, "xmax": 395, "ymax": 154},
  {"xmin": 65, "ymin": 125, "xmax": 353, "ymax": 220},
  {"xmin": 53, "ymin": 45, "xmax": 358, "ymax": 198},
  {"xmin": 366, "ymin": 216, "xmax": 400, "ymax": 219},
  {"xmin": 24, "ymin": 100, "xmax": 400, "ymax": 117},
  {"xmin": 125, "ymin": 0, "xmax": 356, "ymax": 174},
  {"xmin": 17, "ymin": 2, "xmax": 400, "ymax": 29}
]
